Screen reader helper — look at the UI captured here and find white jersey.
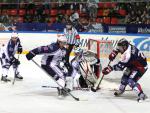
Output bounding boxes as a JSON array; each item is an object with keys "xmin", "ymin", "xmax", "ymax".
[
  {"xmin": 41, "ymin": 47, "xmax": 66, "ymax": 66},
  {"xmin": 0, "ymin": 38, "xmax": 22, "ymax": 61}
]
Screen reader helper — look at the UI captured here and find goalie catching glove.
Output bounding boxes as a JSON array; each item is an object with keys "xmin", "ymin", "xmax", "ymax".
[{"xmin": 102, "ymin": 65, "xmax": 113, "ymax": 75}]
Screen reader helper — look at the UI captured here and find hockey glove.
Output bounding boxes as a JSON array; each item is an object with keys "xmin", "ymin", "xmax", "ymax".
[
  {"xmin": 102, "ymin": 65, "xmax": 113, "ymax": 75},
  {"xmin": 109, "ymin": 50, "xmax": 118, "ymax": 61},
  {"xmin": 11, "ymin": 58, "xmax": 20, "ymax": 66},
  {"xmin": 26, "ymin": 51, "xmax": 36, "ymax": 60},
  {"xmin": 18, "ymin": 47, "xmax": 23, "ymax": 54}
]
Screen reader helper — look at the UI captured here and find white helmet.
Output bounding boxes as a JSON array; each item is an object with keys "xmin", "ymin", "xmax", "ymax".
[
  {"xmin": 11, "ymin": 32, "xmax": 18, "ymax": 38},
  {"xmin": 57, "ymin": 35, "xmax": 67, "ymax": 43}
]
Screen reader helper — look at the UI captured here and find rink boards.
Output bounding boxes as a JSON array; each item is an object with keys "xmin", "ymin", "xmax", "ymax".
[{"xmin": 0, "ymin": 32, "xmax": 149, "ymax": 61}]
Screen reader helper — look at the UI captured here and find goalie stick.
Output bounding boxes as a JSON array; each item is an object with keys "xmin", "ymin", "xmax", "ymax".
[
  {"xmin": 91, "ymin": 61, "xmax": 111, "ymax": 92},
  {"xmin": 31, "ymin": 59, "xmax": 85, "ymax": 101},
  {"xmin": 79, "ymin": 62, "xmax": 95, "ymax": 86}
]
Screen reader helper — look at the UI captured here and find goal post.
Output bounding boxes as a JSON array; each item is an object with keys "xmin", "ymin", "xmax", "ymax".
[{"xmin": 88, "ymin": 39, "xmax": 113, "ymax": 78}]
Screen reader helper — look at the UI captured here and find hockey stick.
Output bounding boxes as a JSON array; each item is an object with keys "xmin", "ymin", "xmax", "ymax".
[
  {"xmin": 12, "ymin": 54, "xmax": 20, "ymax": 85},
  {"xmin": 91, "ymin": 61, "xmax": 111, "ymax": 92},
  {"xmin": 79, "ymin": 62, "xmax": 94, "ymax": 86},
  {"xmin": 42, "ymin": 85, "xmax": 58, "ymax": 88},
  {"xmin": 42, "ymin": 85, "xmax": 90, "ymax": 91},
  {"xmin": 31, "ymin": 59, "xmax": 81, "ymax": 101}
]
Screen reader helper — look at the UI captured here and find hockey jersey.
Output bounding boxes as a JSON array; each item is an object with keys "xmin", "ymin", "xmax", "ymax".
[
  {"xmin": 64, "ymin": 27, "xmax": 80, "ymax": 46},
  {"xmin": 113, "ymin": 44, "xmax": 147, "ymax": 73},
  {"xmin": 0, "ymin": 38, "xmax": 22, "ymax": 61},
  {"xmin": 30, "ymin": 42, "xmax": 66, "ymax": 66}
]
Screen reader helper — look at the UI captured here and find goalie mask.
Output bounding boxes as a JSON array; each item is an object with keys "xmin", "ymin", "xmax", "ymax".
[{"xmin": 74, "ymin": 47, "xmax": 83, "ymax": 56}]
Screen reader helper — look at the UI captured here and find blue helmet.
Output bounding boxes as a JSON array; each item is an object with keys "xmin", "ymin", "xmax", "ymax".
[{"xmin": 117, "ymin": 38, "xmax": 129, "ymax": 47}]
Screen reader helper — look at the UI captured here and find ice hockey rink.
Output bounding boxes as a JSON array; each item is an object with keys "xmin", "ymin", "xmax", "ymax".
[{"xmin": 0, "ymin": 55, "xmax": 150, "ymax": 113}]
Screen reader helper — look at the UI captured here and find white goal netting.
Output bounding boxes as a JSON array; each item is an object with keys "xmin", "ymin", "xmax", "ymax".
[{"xmin": 88, "ymin": 39, "xmax": 113, "ymax": 71}]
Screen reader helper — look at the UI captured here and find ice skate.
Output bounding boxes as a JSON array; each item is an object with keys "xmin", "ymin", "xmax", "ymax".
[
  {"xmin": 57, "ymin": 87, "xmax": 70, "ymax": 98},
  {"xmin": 62, "ymin": 88, "xmax": 71, "ymax": 96},
  {"xmin": 114, "ymin": 89, "xmax": 124, "ymax": 96},
  {"xmin": 57, "ymin": 88, "xmax": 65, "ymax": 99},
  {"xmin": 1, "ymin": 76, "xmax": 11, "ymax": 82},
  {"xmin": 137, "ymin": 93, "xmax": 148, "ymax": 102},
  {"xmin": 15, "ymin": 72, "xmax": 23, "ymax": 80}
]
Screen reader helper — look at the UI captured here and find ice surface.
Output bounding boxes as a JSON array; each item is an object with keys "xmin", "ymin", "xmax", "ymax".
[{"xmin": 0, "ymin": 55, "xmax": 150, "ymax": 113}]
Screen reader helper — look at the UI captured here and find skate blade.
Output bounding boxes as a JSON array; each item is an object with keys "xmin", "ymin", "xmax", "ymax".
[
  {"xmin": 138, "ymin": 98, "xmax": 149, "ymax": 103},
  {"xmin": 0, "ymin": 80, "xmax": 11, "ymax": 83},
  {"xmin": 15, "ymin": 78, "xmax": 23, "ymax": 81}
]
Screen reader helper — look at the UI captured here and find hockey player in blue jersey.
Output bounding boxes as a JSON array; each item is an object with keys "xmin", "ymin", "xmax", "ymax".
[
  {"xmin": 102, "ymin": 38, "xmax": 148, "ymax": 102},
  {"xmin": 0, "ymin": 32, "xmax": 23, "ymax": 82},
  {"xmin": 26, "ymin": 35, "xmax": 70, "ymax": 97}
]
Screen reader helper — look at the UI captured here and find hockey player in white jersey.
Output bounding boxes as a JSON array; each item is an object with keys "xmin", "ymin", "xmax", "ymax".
[
  {"xmin": 102, "ymin": 38, "xmax": 148, "ymax": 102},
  {"xmin": 0, "ymin": 32, "xmax": 23, "ymax": 82},
  {"xmin": 26, "ymin": 35, "xmax": 70, "ymax": 97}
]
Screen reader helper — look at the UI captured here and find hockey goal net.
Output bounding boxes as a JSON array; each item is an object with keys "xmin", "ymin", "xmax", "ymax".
[{"xmin": 88, "ymin": 39, "xmax": 113, "ymax": 77}]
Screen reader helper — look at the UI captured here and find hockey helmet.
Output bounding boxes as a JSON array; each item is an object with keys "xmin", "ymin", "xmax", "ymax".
[
  {"xmin": 11, "ymin": 32, "xmax": 18, "ymax": 38},
  {"xmin": 117, "ymin": 38, "xmax": 129, "ymax": 47},
  {"xmin": 11, "ymin": 32, "xmax": 18, "ymax": 42},
  {"xmin": 117, "ymin": 38, "xmax": 129, "ymax": 53},
  {"xmin": 57, "ymin": 35, "xmax": 67, "ymax": 44},
  {"xmin": 74, "ymin": 47, "xmax": 83, "ymax": 55}
]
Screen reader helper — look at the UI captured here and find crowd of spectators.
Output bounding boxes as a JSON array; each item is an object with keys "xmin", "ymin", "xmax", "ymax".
[
  {"xmin": 0, "ymin": 0, "xmax": 150, "ymax": 31},
  {"xmin": 124, "ymin": 2, "xmax": 150, "ymax": 24}
]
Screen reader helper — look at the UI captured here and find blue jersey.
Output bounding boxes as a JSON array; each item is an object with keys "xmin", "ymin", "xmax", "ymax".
[
  {"xmin": 31, "ymin": 42, "xmax": 66, "ymax": 66},
  {"xmin": 113, "ymin": 44, "xmax": 147, "ymax": 73},
  {"xmin": 0, "ymin": 38, "xmax": 22, "ymax": 61}
]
